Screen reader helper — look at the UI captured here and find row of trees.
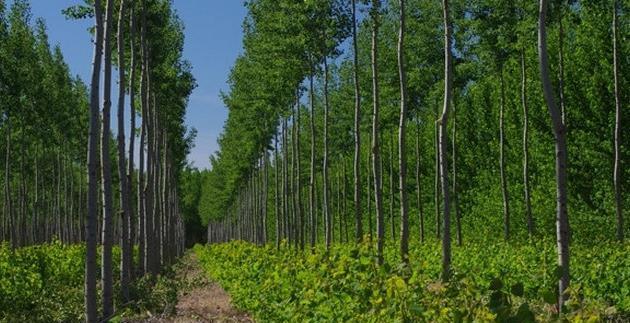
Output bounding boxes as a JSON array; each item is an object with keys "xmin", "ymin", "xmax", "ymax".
[
  {"xmin": 0, "ymin": 0, "xmax": 90, "ymax": 249},
  {"xmin": 203, "ymin": 0, "xmax": 627, "ymax": 311},
  {"xmin": 0, "ymin": 0, "xmax": 196, "ymax": 321},
  {"xmin": 79, "ymin": 0, "xmax": 196, "ymax": 320}
]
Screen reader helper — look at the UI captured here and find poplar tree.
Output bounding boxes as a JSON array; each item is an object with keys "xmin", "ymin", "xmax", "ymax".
[{"xmin": 538, "ymin": 0, "xmax": 570, "ymax": 308}]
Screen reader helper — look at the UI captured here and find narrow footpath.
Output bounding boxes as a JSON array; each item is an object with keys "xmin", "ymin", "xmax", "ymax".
[{"xmin": 143, "ymin": 253, "xmax": 252, "ymax": 323}]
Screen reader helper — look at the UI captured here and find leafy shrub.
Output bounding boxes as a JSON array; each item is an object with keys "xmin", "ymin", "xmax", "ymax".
[
  {"xmin": 0, "ymin": 242, "xmax": 125, "ymax": 323},
  {"xmin": 0, "ymin": 243, "xmax": 179, "ymax": 323},
  {"xmin": 195, "ymin": 240, "xmax": 629, "ymax": 322},
  {"xmin": 0, "ymin": 242, "xmax": 87, "ymax": 322},
  {"xmin": 123, "ymin": 268, "xmax": 179, "ymax": 318}
]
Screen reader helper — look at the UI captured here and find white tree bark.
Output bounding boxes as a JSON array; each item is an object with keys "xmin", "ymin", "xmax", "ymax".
[
  {"xmin": 397, "ymin": 0, "xmax": 409, "ymax": 263},
  {"xmin": 370, "ymin": 0, "xmax": 385, "ymax": 265},
  {"xmin": 100, "ymin": 0, "xmax": 115, "ymax": 317},
  {"xmin": 538, "ymin": 0, "xmax": 570, "ymax": 308},
  {"xmin": 440, "ymin": 0, "xmax": 453, "ymax": 282},
  {"xmin": 612, "ymin": 0, "xmax": 623, "ymax": 242},
  {"xmin": 352, "ymin": 0, "xmax": 363, "ymax": 243}
]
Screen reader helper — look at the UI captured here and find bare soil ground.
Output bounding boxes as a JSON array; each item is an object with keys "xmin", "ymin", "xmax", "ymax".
[{"xmin": 139, "ymin": 254, "xmax": 252, "ymax": 323}]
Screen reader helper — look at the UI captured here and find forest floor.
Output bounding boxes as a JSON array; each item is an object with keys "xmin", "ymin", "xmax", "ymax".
[{"xmin": 137, "ymin": 253, "xmax": 252, "ymax": 323}]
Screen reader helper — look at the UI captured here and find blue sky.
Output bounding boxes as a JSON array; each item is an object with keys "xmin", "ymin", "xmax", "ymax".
[{"xmin": 26, "ymin": 0, "xmax": 247, "ymax": 169}]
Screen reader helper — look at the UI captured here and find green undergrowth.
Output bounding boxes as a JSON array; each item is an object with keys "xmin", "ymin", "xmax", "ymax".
[
  {"xmin": 195, "ymin": 240, "xmax": 629, "ymax": 322},
  {"xmin": 111, "ymin": 268, "xmax": 179, "ymax": 322},
  {"xmin": 0, "ymin": 242, "xmax": 92, "ymax": 322},
  {"xmin": 0, "ymin": 242, "xmax": 179, "ymax": 323}
]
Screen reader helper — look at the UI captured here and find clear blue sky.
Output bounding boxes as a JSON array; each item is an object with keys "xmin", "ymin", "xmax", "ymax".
[{"xmin": 26, "ymin": 0, "xmax": 247, "ymax": 169}]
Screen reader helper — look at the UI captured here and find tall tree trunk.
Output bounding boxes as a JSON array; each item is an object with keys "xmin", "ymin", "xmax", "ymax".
[
  {"xmin": 440, "ymin": 0, "xmax": 453, "ymax": 282},
  {"xmin": 85, "ymin": 0, "xmax": 104, "ymax": 320},
  {"xmin": 352, "ymin": 0, "xmax": 363, "ymax": 244},
  {"xmin": 116, "ymin": 0, "xmax": 131, "ymax": 301},
  {"xmin": 275, "ymin": 133, "xmax": 280, "ymax": 249},
  {"xmin": 62, "ymin": 154, "xmax": 69, "ymax": 244},
  {"xmin": 249, "ymin": 175, "xmax": 253, "ymax": 243},
  {"xmin": 538, "ymin": 0, "xmax": 570, "ymax": 308},
  {"xmin": 101, "ymin": 0, "xmax": 115, "ymax": 317},
  {"xmin": 34, "ymin": 152, "xmax": 39, "ymax": 244},
  {"xmin": 1, "ymin": 132, "xmax": 5, "ymax": 244},
  {"xmin": 238, "ymin": 193, "xmax": 242, "ymax": 241},
  {"xmin": 415, "ymin": 117, "xmax": 424, "ymax": 243},
  {"xmin": 323, "ymin": 58, "xmax": 332, "ymax": 251},
  {"xmin": 251, "ymin": 168, "xmax": 256, "ymax": 243},
  {"xmin": 316, "ymin": 173, "xmax": 321, "ymax": 243},
  {"xmin": 153, "ymin": 100, "xmax": 162, "ymax": 268},
  {"xmin": 367, "ymin": 136, "xmax": 373, "ymax": 242},
  {"xmin": 70, "ymin": 158, "xmax": 77, "ymax": 243},
  {"xmin": 57, "ymin": 153, "xmax": 63, "ymax": 242},
  {"xmin": 79, "ymin": 165, "xmax": 84, "ymax": 243},
  {"xmin": 158, "ymin": 130, "xmax": 166, "ymax": 264},
  {"xmin": 69, "ymin": 164, "xmax": 74, "ymax": 244},
  {"xmin": 499, "ymin": 69, "xmax": 510, "ymax": 240},
  {"xmin": 282, "ymin": 118, "xmax": 289, "ymax": 244},
  {"xmin": 279, "ymin": 124, "xmax": 284, "ymax": 243},
  {"xmin": 169, "ymin": 167, "xmax": 176, "ymax": 259},
  {"xmin": 141, "ymin": 29, "xmax": 150, "ymax": 274},
  {"xmin": 612, "ymin": 0, "xmax": 623, "ymax": 242},
  {"xmin": 339, "ymin": 167, "xmax": 344, "ymax": 242},
  {"xmin": 290, "ymin": 109, "xmax": 297, "ymax": 247},
  {"xmin": 309, "ymin": 73, "xmax": 316, "ymax": 249},
  {"xmin": 295, "ymin": 96, "xmax": 303, "ymax": 249},
  {"xmin": 4, "ymin": 116, "xmax": 13, "ymax": 250},
  {"xmin": 371, "ymin": 0, "xmax": 384, "ymax": 265},
  {"xmin": 263, "ymin": 151, "xmax": 268, "ymax": 244},
  {"xmin": 128, "ymin": 4, "xmax": 137, "ymax": 279},
  {"xmin": 397, "ymin": 0, "xmax": 409, "ymax": 263},
  {"xmin": 521, "ymin": 48, "xmax": 534, "ymax": 237},
  {"xmin": 343, "ymin": 160, "xmax": 349, "ymax": 242},
  {"xmin": 253, "ymin": 163, "xmax": 259, "ymax": 244},
  {"xmin": 558, "ymin": 1, "xmax": 566, "ymax": 125},
  {"xmin": 255, "ymin": 169, "xmax": 259, "ymax": 243},
  {"xmin": 452, "ymin": 98, "xmax": 461, "ymax": 246},
  {"xmin": 138, "ymin": 99, "xmax": 146, "ymax": 275},
  {"xmin": 389, "ymin": 137, "xmax": 395, "ymax": 240},
  {"xmin": 434, "ymin": 106, "xmax": 441, "ymax": 239},
  {"xmin": 19, "ymin": 143, "xmax": 26, "ymax": 247},
  {"xmin": 141, "ymin": 0, "xmax": 157, "ymax": 276},
  {"xmin": 2, "ymin": 123, "xmax": 9, "ymax": 245},
  {"xmin": 259, "ymin": 158, "xmax": 264, "ymax": 244}
]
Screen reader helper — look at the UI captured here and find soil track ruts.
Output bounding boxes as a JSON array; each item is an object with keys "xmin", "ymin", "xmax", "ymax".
[{"xmin": 138, "ymin": 253, "xmax": 252, "ymax": 323}]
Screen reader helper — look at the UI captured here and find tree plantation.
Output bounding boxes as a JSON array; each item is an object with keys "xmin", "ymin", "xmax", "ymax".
[
  {"xmin": 1, "ymin": 0, "xmax": 192, "ymax": 321},
  {"xmin": 0, "ymin": 0, "xmax": 628, "ymax": 322}
]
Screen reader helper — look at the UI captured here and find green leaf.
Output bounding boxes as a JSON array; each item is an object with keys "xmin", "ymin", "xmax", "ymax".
[
  {"xmin": 543, "ymin": 290, "xmax": 557, "ymax": 305},
  {"xmin": 489, "ymin": 290, "xmax": 505, "ymax": 309},
  {"xmin": 489, "ymin": 277, "xmax": 503, "ymax": 291},
  {"xmin": 510, "ymin": 282, "xmax": 524, "ymax": 297},
  {"xmin": 61, "ymin": 5, "xmax": 94, "ymax": 20},
  {"xmin": 410, "ymin": 304, "xmax": 423, "ymax": 316},
  {"xmin": 453, "ymin": 309, "xmax": 464, "ymax": 323},
  {"xmin": 350, "ymin": 249, "xmax": 359, "ymax": 259},
  {"xmin": 515, "ymin": 303, "xmax": 536, "ymax": 323}
]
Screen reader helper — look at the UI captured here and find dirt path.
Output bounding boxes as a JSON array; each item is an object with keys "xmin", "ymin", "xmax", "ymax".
[{"xmin": 142, "ymin": 253, "xmax": 252, "ymax": 323}]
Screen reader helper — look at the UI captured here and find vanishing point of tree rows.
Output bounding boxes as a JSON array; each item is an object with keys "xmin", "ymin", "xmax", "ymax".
[{"xmin": 203, "ymin": 0, "xmax": 627, "ymax": 312}]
